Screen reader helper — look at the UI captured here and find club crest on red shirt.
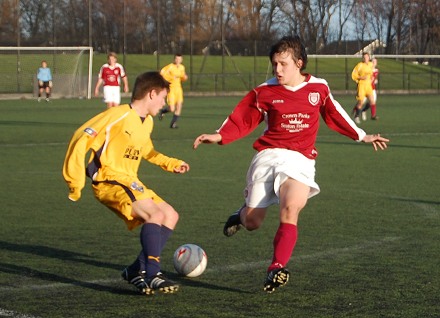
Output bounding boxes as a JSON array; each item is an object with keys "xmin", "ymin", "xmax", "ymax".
[{"xmin": 308, "ymin": 92, "xmax": 320, "ymax": 106}]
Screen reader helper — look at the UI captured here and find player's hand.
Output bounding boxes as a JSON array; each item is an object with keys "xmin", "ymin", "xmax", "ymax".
[
  {"xmin": 362, "ymin": 134, "xmax": 389, "ymax": 151},
  {"xmin": 193, "ymin": 133, "xmax": 222, "ymax": 149},
  {"xmin": 38, "ymin": 80, "xmax": 43, "ymax": 86},
  {"xmin": 174, "ymin": 162, "xmax": 190, "ymax": 173},
  {"xmin": 124, "ymin": 85, "xmax": 129, "ymax": 93},
  {"xmin": 94, "ymin": 90, "xmax": 99, "ymax": 97},
  {"xmin": 68, "ymin": 187, "xmax": 81, "ymax": 201},
  {"xmin": 48, "ymin": 81, "xmax": 53, "ymax": 88}
]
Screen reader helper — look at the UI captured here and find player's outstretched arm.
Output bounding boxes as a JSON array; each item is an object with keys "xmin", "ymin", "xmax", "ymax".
[
  {"xmin": 362, "ymin": 134, "xmax": 389, "ymax": 151},
  {"xmin": 193, "ymin": 133, "xmax": 222, "ymax": 149},
  {"xmin": 173, "ymin": 162, "xmax": 190, "ymax": 173}
]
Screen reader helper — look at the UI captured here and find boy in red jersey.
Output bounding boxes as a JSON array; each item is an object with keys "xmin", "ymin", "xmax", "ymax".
[
  {"xmin": 94, "ymin": 52, "xmax": 129, "ymax": 108},
  {"xmin": 193, "ymin": 36, "xmax": 389, "ymax": 293}
]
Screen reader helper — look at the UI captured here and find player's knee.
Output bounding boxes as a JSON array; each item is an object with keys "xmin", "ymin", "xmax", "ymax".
[
  {"xmin": 280, "ymin": 204, "xmax": 303, "ymax": 224},
  {"xmin": 243, "ymin": 215, "xmax": 263, "ymax": 231},
  {"xmin": 143, "ymin": 210, "xmax": 164, "ymax": 224},
  {"xmin": 167, "ymin": 208, "xmax": 179, "ymax": 226}
]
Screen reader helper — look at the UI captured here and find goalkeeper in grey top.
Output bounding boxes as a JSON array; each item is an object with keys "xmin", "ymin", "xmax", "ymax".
[{"xmin": 37, "ymin": 60, "xmax": 53, "ymax": 102}]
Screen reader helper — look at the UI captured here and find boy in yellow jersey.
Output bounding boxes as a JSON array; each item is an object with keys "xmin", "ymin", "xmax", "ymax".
[
  {"xmin": 63, "ymin": 71, "xmax": 190, "ymax": 295},
  {"xmin": 159, "ymin": 54, "xmax": 188, "ymax": 128},
  {"xmin": 351, "ymin": 52, "xmax": 377, "ymax": 123}
]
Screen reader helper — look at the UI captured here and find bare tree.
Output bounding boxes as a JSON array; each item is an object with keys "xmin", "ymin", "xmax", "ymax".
[
  {"xmin": 410, "ymin": 0, "xmax": 440, "ymax": 55},
  {"xmin": 334, "ymin": 0, "xmax": 356, "ymax": 47},
  {"xmin": 20, "ymin": 0, "xmax": 52, "ymax": 44},
  {"xmin": 0, "ymin": 0, "xmax": 18, "ymax": 44},
  {"xmin": 1, "ymin": 0, "xmax": 439, "ymax": 56},
  {"xmin": 277, "ymin": 0, "xmax": 339, "ymax": 53}
]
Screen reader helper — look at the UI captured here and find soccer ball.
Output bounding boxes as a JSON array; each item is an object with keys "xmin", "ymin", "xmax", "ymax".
[{"xmin": 173, "ymin": 244, "xmax": 207, "ymax": 277}]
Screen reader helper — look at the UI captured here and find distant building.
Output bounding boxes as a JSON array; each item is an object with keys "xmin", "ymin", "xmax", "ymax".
[{"xmin": 319, "ymin": 40, "xmax": 386, "ymax": 55}]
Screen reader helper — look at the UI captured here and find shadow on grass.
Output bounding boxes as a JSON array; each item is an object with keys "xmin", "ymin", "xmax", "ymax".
[
  {"xmin": 0, "ymin": 242, "xmax": 249, "ymax": 295},
  {"xmin": 0, "ymin": 262, "xmax": 123, "ymax": 294},
  {"xmin": 0, "ymin": 241, "xmax": 123, "ymax": 271},
  {"xmin": 162, "ymin": 270, "xmax": 252, "ymax": 294},
  {"xmin": 391, "ymin": 197, "xmax": 440, "ymax": 205}
]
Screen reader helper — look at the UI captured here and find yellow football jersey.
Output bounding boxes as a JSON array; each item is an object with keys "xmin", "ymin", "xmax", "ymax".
[
  {"xmin": 160, "ymin": 63, "xmax": 186, "ymax": 88},
  {"xmin": 351, "ymin": 61, "xmax": 373, "ymax": 84},
  {"xmin": 63, "ymin": 104, "xmax": 184, "ymax": 195}
]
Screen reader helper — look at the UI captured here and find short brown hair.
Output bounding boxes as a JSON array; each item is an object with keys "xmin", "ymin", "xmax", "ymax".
[
  {"xmin": 270, "ymin": 35, "xmax": 308, "ymax": 71},
  {"xmin": 131, "ymin": 72, "xmax": 170, "ymax": 102},
  {"xmin": 108, "ymin": 52, "xmax": 117, "ymax": 59}
]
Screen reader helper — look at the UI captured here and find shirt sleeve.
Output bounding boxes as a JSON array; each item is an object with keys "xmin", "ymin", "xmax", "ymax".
[
  {"xmin": 351, "ymin": 63, "xmax": 360, "ymax": 83},
  {"xmin": 160, "ymin": 64, "xmax": 174, "ymax": 83},
  {"xmin": 144, "ymin": 145, "xmax": 184, "ymax": 172},
  {"xmin": 218, "ymin": 90, "xmax": 265, "ymax": 145},
  {"xmin": 62, "ymin": 112, "xmax": 108, "ymax": 191},
  {"xmin": 320, "ymin": 92, "xmax": 366, "ymax": 142},
  {"xmin": 98, "ymin": 66, "xmax": 104, "ymax": 79},
  {"xmin": 118, "ymin": 64, "xmax": 126, "ymax": 78}
]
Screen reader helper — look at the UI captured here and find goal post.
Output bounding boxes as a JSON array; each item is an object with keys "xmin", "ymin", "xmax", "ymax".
[{"xmin": 0, "ymin": 46, "xmax": 93, "ymax": 99}]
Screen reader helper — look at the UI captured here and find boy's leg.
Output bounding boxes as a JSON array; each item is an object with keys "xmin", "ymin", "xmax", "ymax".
[
  {"xmin": 140, "ymin": 223, "xmax": 162, "ymax": 278},
  {"xmin": 369, "ymin": 93, "xmax": 378, "ymax": 119},
  {"xmin": 224, "ymin": 205, "xmax": 268, "ymax": 236},
  {"xmin": 132, "ymin": 199, "xmax": 179, "ymax": 293},
  {"xmin": 264, "ymin": 179, "xmax": 309, "ymax": 293},
  {"xmin": 353, "ymin": 101, "xmax": 362, "ymax": 124},
  {"xmin": 169, "ymin": 102, "xmax": 182, "ymax": 128},
  {"xmin": 159, "ymin": 106, "xmax": 171, "ymax": 120},
  {"xmin": 125, "ymin": 223, "xmax": 172, "ymax": 272},
  {"xmin": 170, "ymin": 114, "xmax": 180, "ymax": 128}
]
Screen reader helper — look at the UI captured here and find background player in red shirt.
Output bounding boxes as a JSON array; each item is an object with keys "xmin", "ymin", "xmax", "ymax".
[
  {"xmin": 94, "ymin": 52, "xmax": 129, "ymax": 108},
  {"xmin": 193, "ymin": 35, "xmax": 389, "ymax": 293}
]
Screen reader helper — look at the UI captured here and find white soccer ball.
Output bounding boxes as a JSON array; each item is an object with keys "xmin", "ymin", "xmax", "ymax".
[{"xmin": 173, "ymin": 244, "xmax": 207, "ymax": 277}]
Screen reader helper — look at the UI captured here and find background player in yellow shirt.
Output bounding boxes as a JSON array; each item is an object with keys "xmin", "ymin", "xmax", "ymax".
[
  {"xmin": 351, "ymin": 52, "xmax": 377, "ymax": 123},
  {"xmin": 159, "ymin": 54, "xmax": 188, "ymax": 128},
  {"xmin": 361, "ymin": 57, "xmax": 379, "ymax": 120},
  {"xmin": 63, "ymin": 71, "xmax": 190, "ymax": 296}
]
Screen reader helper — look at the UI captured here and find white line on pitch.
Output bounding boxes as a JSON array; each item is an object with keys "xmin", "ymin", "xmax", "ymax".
[
  {"xmin": 0, "ymin": 308, "xmax": 41, "ymax": 318},
  {"xmin": 207, "ymin": 236, "xmax": 400, "ymax": 273}
]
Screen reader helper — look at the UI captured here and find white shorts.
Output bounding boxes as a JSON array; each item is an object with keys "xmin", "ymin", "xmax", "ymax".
[
  {"xmin": 103, "ymin": 85, "xmax": 121, "ymax": 104},
  {"xmin": 244, "ymin": 148, "xmax": 320, "ymax": 208}
]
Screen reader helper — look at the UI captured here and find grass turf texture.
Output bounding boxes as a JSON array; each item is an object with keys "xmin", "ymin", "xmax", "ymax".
[{"xmin": 0, "ymin": 94, "xmax": 439, "ymax": 317}]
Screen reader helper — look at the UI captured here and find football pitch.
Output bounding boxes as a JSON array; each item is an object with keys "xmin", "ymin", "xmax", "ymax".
[{"xmin": 0, "ymin": 94, "xmax": 439, "ymax": 318}]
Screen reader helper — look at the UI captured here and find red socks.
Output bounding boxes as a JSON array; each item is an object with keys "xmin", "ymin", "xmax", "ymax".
[
  {"xmin": 371, "ymin": 104, "xmax": 377, "ymax": 117},
  {"xmin": 268, "ymin": 223, "xmax": 298, "ymax": 272}
]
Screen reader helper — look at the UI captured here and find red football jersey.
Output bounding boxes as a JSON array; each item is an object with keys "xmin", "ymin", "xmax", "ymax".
[
  {"xmin": 98, "ymin": 63, "xmax": 126, "ymax": 87},
  {"xmin": 218, "ymin": 74, "xmax": 366, "ymax": 159}
]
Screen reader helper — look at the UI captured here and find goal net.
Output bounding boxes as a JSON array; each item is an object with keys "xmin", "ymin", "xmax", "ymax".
[{"xmin": 0, "ymin": 46, "xmax": 93, "ymax": 99}]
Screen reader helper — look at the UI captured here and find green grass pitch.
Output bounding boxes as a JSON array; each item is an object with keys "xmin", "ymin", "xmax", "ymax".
[{"xmin": 0, "ymin": 94, "xmax": 439, "ymax": 317}]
